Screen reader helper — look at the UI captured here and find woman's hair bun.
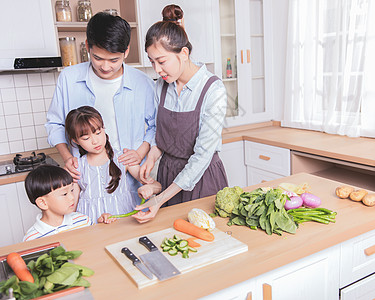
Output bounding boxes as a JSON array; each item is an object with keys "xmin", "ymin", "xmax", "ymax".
[{"xmin": 162, "ymin": 4, "xmax": 184, "ymax": 25}]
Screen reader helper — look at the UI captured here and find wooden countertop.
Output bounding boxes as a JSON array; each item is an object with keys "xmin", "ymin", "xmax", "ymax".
[
  {"xmin": 1, "ymin": 173, "xmax": 374, "ymax": 299},
  {"xmin": 222, "ymin": 122, "xmax": 375, "ymax": 167},
  {"xmin": 1, "ymin": 122, "xmax": 374, "ymax": 185}
]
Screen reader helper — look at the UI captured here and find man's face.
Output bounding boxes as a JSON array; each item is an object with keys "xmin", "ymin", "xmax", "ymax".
[{"xmin": 88, "ymin": 44, "xmax": 129, "ymax": 80}]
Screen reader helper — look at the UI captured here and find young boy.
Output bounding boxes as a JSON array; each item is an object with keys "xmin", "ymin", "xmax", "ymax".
[{"xmin": 23, "ymin": 165, "xmax": 114, "ymax": 242}]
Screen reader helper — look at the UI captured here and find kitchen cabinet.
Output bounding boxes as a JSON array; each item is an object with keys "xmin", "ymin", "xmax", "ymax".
[
  {"xmin": 219, "ymin": 141, "xmax": 247, "ymax": 188},
  {"xmin": 218, "ymin": 0, "xmax": 273, "ymax": 125},
  {"xmin": 137, "ymin": 0, "xmax": 217, "ymax": 68},
  {"xmin": 0, "ymin": 184, "xmax": 24, "ymax": 247},
  {"xmin": 201, "ymin": 244, "xmax": 340, "ymax": 300},
  {"xmin": 51, "ymin": 0, "xmax": 141, "ymax": 65},
  {"xmin": 245, "ymin": 141, "xmax": 290, "ymax": 186},
  {"xmin": 340, "ymin": 273, "xmax": 375, "ymax": 300},
  {"xmin": 0, "ymin": 182, "xmax": 39, "ymax": 247}
]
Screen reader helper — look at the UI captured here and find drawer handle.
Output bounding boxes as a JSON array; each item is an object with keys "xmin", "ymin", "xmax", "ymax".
[
  {"xmin": 263, "ymin": 283, "xmax": 272, "ymax": 300},
  {"xmin": 246, "ymin": 291, "xmax": 252, "ymax": 300},
  {"xmin": 364, "ymin": 245, "xmax": 375, "ymax": 256},
  {"xmin": 259, "ymin": 155, "xmax": 271, "ymax": 161},
  {"xmin": 261, "ymin": 180, "xmax": 267, "ymax": 183},
  {"xmin": 241, "ymin": 50, "xmax": 244, "ymax": 64}
]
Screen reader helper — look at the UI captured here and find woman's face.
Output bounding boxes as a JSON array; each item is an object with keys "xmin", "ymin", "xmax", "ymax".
[{"xmin": 147, "ymin": 42, "xmax": 187, "ymax": 83}]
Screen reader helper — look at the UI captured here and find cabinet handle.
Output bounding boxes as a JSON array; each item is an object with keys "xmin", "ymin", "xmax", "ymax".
[
  {"xmin": 263, "ymin": 283, "xmax": 272, "ymax": 300},
  {"xmin": 241, "ymin": 50, "xmax": 244, "ymax": 64},
  {"xmin": 364, "ymin": 244, "xmax": 375, "ymax": 256},
  {"xmin": 247, "ymin": 49, "xmax": 251, "ymax": 63},
  {"xmin": 259, "ymin": 155, "xmax": 271, "ymax": 161},
  {"xmin": 246, "ymin": 291, "xmax": 252, "ymax": 300},
  {"xmin": 261, "ymin": 180, "xmax": 267, "ymax": 183}
]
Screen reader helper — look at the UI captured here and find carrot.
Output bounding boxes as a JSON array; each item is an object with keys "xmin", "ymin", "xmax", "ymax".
[
  {"xmin": 173, "ymin": 219, "xmax": 214, "ymax": 242},
  {"xmin": 6, "ymin": 252, "xmax": 34, "ymax": 283},
  {"xmin": 187, "ymin": 238, "xmax": 201, "ymax": 248}
]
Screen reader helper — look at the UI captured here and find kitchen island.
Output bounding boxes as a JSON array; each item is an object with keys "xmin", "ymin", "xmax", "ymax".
[{"xmin": 1, "ymin": 173, "xmax": 375, "ymax": 299}]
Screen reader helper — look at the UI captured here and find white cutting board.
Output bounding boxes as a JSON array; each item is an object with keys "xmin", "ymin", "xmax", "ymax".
[{"xmin": 105, "ymin": 227, "xmax": 248, "ymax": 289}]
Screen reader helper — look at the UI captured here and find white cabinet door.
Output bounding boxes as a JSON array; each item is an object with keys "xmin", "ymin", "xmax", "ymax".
[
  {"xmin": 199, "ymin": 276, "xmax": 258, "ymax": 300},
  {"xmin": 258, "ymin": 245, "xmax": 340, "ymax": 300},
  {"xmin": 0, "ymin": 183, "xmax": 24, "ymax": 247},
  {"xmin": 218, "ymin": 0, "xmax": 274, "ymax": 126},
  {"xmin": 340, "ymin": 273, "xmax": 375, "ymax": 300},
  {"xmin": 340, "ymin": 229, "xmax": 375, "ymax": 287},
  {"xmin": 16, "ymin": 181, "xmax": 40, "ymax": 236},
  {"xmin": 219, "ymin": 141, "xmax": 247, "ymax": 188},
  {"xmin": 137, "ymin": 0, "xmax": 216, "ymax": 67},
  {"xmin": 247, "ymin": 166, "xmax": 284, "ymax": 186}
]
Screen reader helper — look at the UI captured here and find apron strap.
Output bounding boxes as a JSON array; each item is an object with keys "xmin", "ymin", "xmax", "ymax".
[
  {"xmin": 160, "ymin": 81, "xmax": 169, "ymax": 107},
  {"xmin": 195, "ymin": 75, "xmax": 220, "ymax": 112}
]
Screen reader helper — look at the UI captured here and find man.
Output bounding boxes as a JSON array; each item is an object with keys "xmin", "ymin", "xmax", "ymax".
[{"xmin": 46, "ymin": 12, "xmax": 155, "ymax": 198}]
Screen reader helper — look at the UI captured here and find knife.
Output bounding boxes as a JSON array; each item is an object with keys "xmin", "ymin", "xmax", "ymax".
[
  {"xmin": 121, "ymin": 247, "xmax": 153, "ymax": 280},
  {"xmin": 139, "ymin": 236, "xmax": 180, "ymax": 281}
]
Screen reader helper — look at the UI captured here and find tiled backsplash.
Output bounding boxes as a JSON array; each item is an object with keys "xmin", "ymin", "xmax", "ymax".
[{"xmin": 0, "ymin": 71, "xmax": 59, "ymax": 156}]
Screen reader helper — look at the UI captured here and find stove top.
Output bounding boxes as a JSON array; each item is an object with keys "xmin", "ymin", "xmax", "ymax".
[{"xmin": 0, "ymin": 152, "xmax": 60, "ymax": 176}]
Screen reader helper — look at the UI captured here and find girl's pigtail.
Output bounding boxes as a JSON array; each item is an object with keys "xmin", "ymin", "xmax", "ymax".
[{"xmin": 105, "ymin": 134, "xmax": 122, "ymax": 193}]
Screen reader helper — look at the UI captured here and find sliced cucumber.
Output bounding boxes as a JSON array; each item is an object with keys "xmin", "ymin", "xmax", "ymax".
[
  {"xmin": 178, "ymin": 240, "xmax": 188, "ymax": 248},
  {"xmin": 168, "ymin": 248, "xmax": 178, "ymax": 256}
]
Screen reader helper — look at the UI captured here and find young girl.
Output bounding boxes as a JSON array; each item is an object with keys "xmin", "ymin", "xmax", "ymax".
[
  {"xmin": 134, "ymin": 17, "xmax": 228, "ymax": 223},
  {"xmin": 65, "ymin": 106, "xmax": 161, "ymax": 223}
]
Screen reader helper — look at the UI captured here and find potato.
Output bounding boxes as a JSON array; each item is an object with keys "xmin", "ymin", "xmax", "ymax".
[
  {"xmin": 362, "ymin": 193, "xmax": 375, "ymax": 207},
  {"xmin": 335, "ymin": 185, "xmax": 354, "ymax": 198},
  {"xmin": 349, "ymin": 189, "xmax": 368, "ymax": 202}
]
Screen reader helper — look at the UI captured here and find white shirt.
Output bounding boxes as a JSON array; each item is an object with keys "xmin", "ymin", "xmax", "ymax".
[
  {"xmin": 23, "ymin": 212, "xmax": 93, "ymax": 242},
  {"xmin": 154, "ymin": 63, "xmax": 227, "ymax": 191},
  {"xmin": 90, "ymin": 66, "xmax": 122, "ymax": 151}
]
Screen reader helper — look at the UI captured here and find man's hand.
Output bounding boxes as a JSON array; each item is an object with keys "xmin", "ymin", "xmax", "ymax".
[
  {"xmin": 118, "ymin": 148, "xmax": 142, "ymax": 166},
  {"xmin": 64, "ymin": 156, "xmax": 80, "ymax": 181}
]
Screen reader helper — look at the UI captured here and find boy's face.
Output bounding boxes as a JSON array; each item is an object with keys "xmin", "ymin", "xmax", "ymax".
[
  {"xmin": 87, "ymin": 43, "xmax": 129, "ymax": 80},
  {"xmin": 43, "ymin": 183, "xmax": 76, "ymax": 216}
]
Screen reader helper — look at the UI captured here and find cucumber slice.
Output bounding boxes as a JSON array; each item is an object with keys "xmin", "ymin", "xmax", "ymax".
[
  {"xmin": 162, "ymin": 246, "xmax": 171, "ymax": 252},
  {"xmin": 168, "ymin": 248, "xmax": 178, "ymax": 256},
  {"xmin": 177, "ymin": 245, "xmax": 188, "ymax": 252},
  {"xmin": 182, "ymin": 250, "xmax": 189, "ymax": 259},
  {"xmin": 188, "ymin": 246, "xmax": 198, "ymax": 252},
  {"xmin": 173, "ymin": 234, "xmax": 182, "ymax": 242},
  {"xmin": 178, "ymin": 240, "xmax": 188, "ymax": 248},
  {"xmin": 168, "ymin": 238, "xmax": 176, "ymax": 246}
]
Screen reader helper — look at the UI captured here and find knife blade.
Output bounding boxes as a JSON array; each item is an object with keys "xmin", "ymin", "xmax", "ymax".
[
  {"xmin": 138, "ymin": 236, "xmax": 180, "ymax": 281},
  {"xmin": 121, "ymin": 247, "xmax": 153, "ymax": 280}
]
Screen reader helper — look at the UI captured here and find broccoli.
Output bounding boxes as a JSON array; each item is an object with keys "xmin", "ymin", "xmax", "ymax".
[{"xmin": 214, "ymin": 186, "xmax": 244, "ymax": 218}]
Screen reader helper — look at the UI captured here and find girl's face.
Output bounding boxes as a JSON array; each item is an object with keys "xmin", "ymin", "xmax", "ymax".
[
  {"xmin": 74, "ymin": 124, "xmax": 107, "ymax": 155},
  {"xmin": 147, "ymin": 42, "xmax": 188, "ymax": 83}
]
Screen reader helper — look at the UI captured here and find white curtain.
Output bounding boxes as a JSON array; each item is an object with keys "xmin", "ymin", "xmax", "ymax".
[{"xmin": 282, "ymin": 0, "xmax": 375, "ymax": 138}]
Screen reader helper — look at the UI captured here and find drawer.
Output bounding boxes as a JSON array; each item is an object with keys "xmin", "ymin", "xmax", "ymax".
[
  {"xmin": 340, "ymin": 272, "xmax": 375, "ymax": 300},
  {"xmin": 245, "ymin": 141, "xmax": 290, "ymax": 176},
  {"xmin": 340, "ymin": 229, "xmax": 375, "ymax": 287},
  {"xmin": 247, "ymin": 166, "xmax": 284, "ymax": 186}
]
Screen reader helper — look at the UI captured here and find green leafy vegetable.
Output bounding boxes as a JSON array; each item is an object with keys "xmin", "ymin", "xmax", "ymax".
[
  {"xmin": 228, "ymin": 188, "xmax": 297, "ymax": 235},
  {"xmin": 0, "ymin": 246, "xmax": 94, "ymax": 300}
]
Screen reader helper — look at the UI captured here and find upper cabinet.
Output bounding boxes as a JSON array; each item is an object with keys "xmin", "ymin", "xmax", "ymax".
[
  {"xmin": 51, "ymin": 0, "xmax": 141, "ymax": 65},
  {"xmin": 218, "ymin": 0, "xmax": 274, "ymax": 127},
  {"xmin": 137, "ymin": 0, "xmax": 217, "ymax": 68}
]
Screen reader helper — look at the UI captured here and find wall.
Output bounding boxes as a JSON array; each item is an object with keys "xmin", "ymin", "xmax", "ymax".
[{"xmin": 0, "ymin": 71, "xmax": 59, "ymax": 155}]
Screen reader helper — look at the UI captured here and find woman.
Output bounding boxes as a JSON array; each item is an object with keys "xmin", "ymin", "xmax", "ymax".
[
  {"xmin": 133, "ymin": 16, "xmax": 228, "ymax": 223},
  {"xmin": 162, "ymin": 4, "xmax": 185, "ymax": 29}
]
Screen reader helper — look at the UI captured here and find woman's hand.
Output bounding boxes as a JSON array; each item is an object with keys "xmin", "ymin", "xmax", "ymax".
[
  {"xmin": 64, "ymin": 156, "xmax": 80, "ymax": 181},
  {"xmin": 98, "ymin": 213, "xmax": 117, "ymax": 224},
  {"xmin": 118, "ymin": 149, "xmax": 142, "ymax": 166},
  {"xmin": 132, "ymin": 195, "xmax": 163, "ymax": 223},
  {"xmin": 138, "ymin": 185, "xmax": 155, "ymax": 200}
]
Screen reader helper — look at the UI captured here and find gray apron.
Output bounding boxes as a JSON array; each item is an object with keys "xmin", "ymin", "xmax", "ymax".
[{"xmin": 156, "ymin": 75, "xmax": 228, "ymax": 206}]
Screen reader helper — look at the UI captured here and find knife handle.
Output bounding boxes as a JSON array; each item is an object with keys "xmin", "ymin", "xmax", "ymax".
[
  {"xmin": 139, "ymin": 236, "xmax": 158, "ymax": 252},
  {"xmin": 121, "ymin": 247, "xmax": 141, "ymax": 264}
]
